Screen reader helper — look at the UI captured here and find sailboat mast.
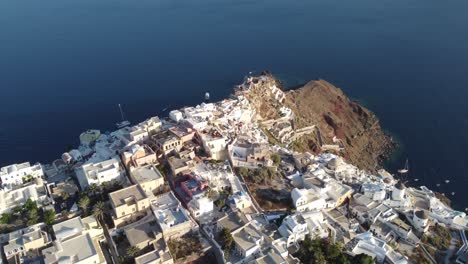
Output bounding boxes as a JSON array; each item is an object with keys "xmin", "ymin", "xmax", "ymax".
[{"xmin": 118, "ymin": 104, "xmax": 126, "ymax": 121}]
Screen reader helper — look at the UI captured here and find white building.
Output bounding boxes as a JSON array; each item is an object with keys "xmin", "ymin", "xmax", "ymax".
[
  {"xmin": 151, "ymin": 192, "xmax": 196, "ymax": 239},
  {"xmin": 1, "ymin": 224, "xmax": 50, "ymax": 259},
  {"xmin": 228, "ymin": 175, "xmax": 253, "ymax": 211},
  {"xmin": 361, "ymin": 182, "xmax": 387, "ymax": 201},
  {"xmin": 392, "ymin": 181, "xmax": 406, "ymax": 201},
  {"xmin": 303, "ymin": 177, "xmax": 353, "ymax": 208},
  {"xmin": 187, "ymin": 196, "xmax": 213, "ymax": 219},
  {"xmin": 43, "ymin": 216, "xmax": 105, "ymax": 264},
  {"xmin": 0, "ymin": 162, "xmax": 44, "ymax": 186},
  {"xmin": 278, "ymin": 214, "xmax": 309, "ymax": 247},
  {"xmin": 429, "ymin": 196, "xmax": 468, "ymax": 227},
  {"xmin": 302, "ymin": 210, "xmax": 329, "ymax": 239},
  {"xmin": 192, "ymin": 162, "xmax": 231, "ymax": 192},
  {"xmin": 345, "ymin": 232, "xmax": 408, "ymax": 264},
  {"xmin": 169, "ymin": 110, "xmax": 184, "ymax": 123},
  {"xmin": 232, "ymin": 223, "xmax": 264, "ymax": 259},
  {"xmin": 130, "ymin": 164, "xmax": 165, "ymax": 195},
  {"xmin": 383, "ymin": 181, "xmax": 410, "ymax": 208},
  {"xmin": 412, "ymin": 210, "xmax": 429, "ymax": 233},
  {"xmin": 79, "ymin": 129, "xmax": 101, "ymax": 146},
  {"xmin": 76, "ymin": 158, "xmax": 125, "ymax": 189},
  {"xmin": 369, "ymin": 203, "xmax": 398, "ymax": 224},
  {"xmin": 137, "ymin": 116, "xmax": 162, "ymax": 135},
  {"xmin": 0, "ymin": 179, "xmax": 49, "ymax": 214},
  {"xmin": 198, "ymin": 127, "xmax": 228, "ymax": 160},
  {"xmin": 184, "ymin": 103, "xmax": 215, "ymax": 120},
  {"xmin": 291, "ymin": 188, "xmax": 326, "ymax": 212}
]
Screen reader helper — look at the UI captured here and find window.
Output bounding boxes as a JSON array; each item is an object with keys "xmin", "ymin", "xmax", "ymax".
[{"xmin": 122, "ymin": 212, "xmax": 125, "ymax": 216}]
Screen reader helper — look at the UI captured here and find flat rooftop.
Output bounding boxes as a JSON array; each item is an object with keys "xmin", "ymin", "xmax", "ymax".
[
  {"xmin": 109, "ymin": 185, "xmax": 147, "ymax": 207},
  {"xmin": 132, "ymin": 165, "xmax": 163, "ymax": 183},
  {"xmin": 151, "ymin": 192, "xmax": 179, "ymax": 210},
  {"xmin": 53, "ymin": 217, "xmax": 84, "ymax": 241},
  {"xmin": 217, "ymin": 212, "xmax": 248, "ymax": 232},
  {"xmin": 125, "ymin": 221, "xmax": 161, "ymax": 247},
  {"xmin": 43, "ymin": 233, "xmax": 97, "ymax": 264},
  {"xmin": 233, "ymin": 224, "xmax": 263, "ymax": 251},
  {"xmin": 154, "ymin": 206, "xmax": 189, "ymax": 230}
]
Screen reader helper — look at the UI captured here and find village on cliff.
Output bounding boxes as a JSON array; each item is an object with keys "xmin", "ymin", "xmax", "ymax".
[{"xmin": 1, "ymin": 73, "xmax": 467, "ymax": 264}]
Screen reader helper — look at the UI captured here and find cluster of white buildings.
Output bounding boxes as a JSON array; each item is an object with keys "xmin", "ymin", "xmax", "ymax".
[
  {"xmin": 0, "ymin": 162, "xmax": 44, "ymax": 186},
  {"xmin": 345, "ymin": 232, "xmax": 408, "ymax": 264},
  {"xmin": 43, "ymin": 216, "xmax": 106, "ymax": 264},
  {"xmin": 76, "ymin": 158, "xmax": 126, "ymax": 189},
  {"xmin": 2, "ymin": 73, "xmax": 468, "ymax": 264}
]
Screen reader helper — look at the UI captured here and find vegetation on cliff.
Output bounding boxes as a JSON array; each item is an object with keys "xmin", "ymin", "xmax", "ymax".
[{"xmin": 244, "ymin": 72, "xmax": 394, "ymax": 172}]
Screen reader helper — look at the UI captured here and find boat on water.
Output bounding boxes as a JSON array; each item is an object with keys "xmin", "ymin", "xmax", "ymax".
[
  {"xmin": 451, "ymin": 192, "xmax": 455, "ymax": 195},
  {"xmin": 116, "ymin": 104, "xmax": 130, "ymax": 129},
  {"xmin": 436, "ymin": 183, "xmax": 441, "ymax": 187},
  {"xmin": 398, "ymin": 159, "xmax": 409, "ymax": 174},
  {"xmin": 205, "ymin": 92, "xmax": 210, "ymax": 101},
  {"xmin": 445, "ymin": 180, "xmax": 450, "ymax": 184},
  {"xmin": 414, "ymin": 178, "xmax": 419, "ymax": 182}
]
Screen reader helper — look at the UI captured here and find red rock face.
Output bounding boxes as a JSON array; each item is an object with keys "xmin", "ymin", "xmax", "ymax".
[{"xmin": 245, "ymin": 75, "xmax": 394, "ymax": 172}]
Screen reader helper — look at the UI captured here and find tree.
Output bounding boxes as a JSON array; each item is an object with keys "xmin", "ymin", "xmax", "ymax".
[
  {"xmin": 44, "ymin": 210, "xmax": 56, "ymax": 226},
  {"xmin": 271, "ymin": 154, "xmax": 281, "ymax": 166},
  {"xmin": 101, "ymin": 181, "xmax": 110, "ymax": 193},
  {"xmin": 327, "ymin": 242, "xmax": 343, "ymax": 260},
  {"xmin": 314, "ymin": 250, "xmax": 327, "ymax": 264},
  {"xmin": 126, "ymin": 246, "xmax": 140, "ymax": 258},
  {"xmin": 61, "ymin": 210, "xmax": 70, "ymax": 219},
  {"xmin": 78, "ymin": 196, "xmax": 91, "ymax": 215},
  {"xmin": 93, "ymin": 201, "xmax": 106, "ymax": 221},
  {"xmin": 218, "ymin": 227, "xmax": 234, "ymax": 250},
  {"xmin": 27, "ymin": 218, "xmax": 38, "ymax": 226},
  {"xmin": 24, "ymin": 199, "xmax": 38, "ymax": 211},
  {"xmin": 205, "ymin": 189, "xmax": 218, "ymax": 200},
  {"xmin": 27, "ymin": 208, "xmax": 38, "ymax": 219},
  {"xmin": 352, "ymin": 253, "xmax": 373, "ymax": 264},
  {"xmin": 88, "ymin": 184, "xmax": 99, "ymax": 196},
  {"xmin": 110, "ymin": 180, "xmax": 122, "ymax": 191},
  {"xmin": 214, "ymin": 198, "xmax": 225, "ymax": 208},
  {"xmin": 238, "ymin": 167, "xmax": 249, "ymax": 177},
  {"xmin": 26, "ymin": 208, "xmax": 39, "ymax": 226},
  {"xmin": 12, "ymin": 206, "xmax": 23, "ymax": 214},
  {"xmin": 61, "ymin": 191, "xmax": 70, "ymax": 201},
  {"xmin": 0, "ymin": 213, "xmax": 12, "ymax": 225}
]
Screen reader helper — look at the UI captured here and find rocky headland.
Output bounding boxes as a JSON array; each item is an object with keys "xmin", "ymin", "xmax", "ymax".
[{"xmin": 239, "ymin": 72, "xmax": 395, "ymax": 173}]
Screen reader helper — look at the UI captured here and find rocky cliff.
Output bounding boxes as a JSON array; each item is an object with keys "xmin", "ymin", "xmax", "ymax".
[{"xmin": 240, "ymin": 72, "xmax": 394, "ymax": 172}]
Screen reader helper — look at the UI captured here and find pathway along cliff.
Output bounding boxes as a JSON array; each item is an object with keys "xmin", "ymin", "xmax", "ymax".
[{"xmin": 240, "ymin": 72, "xmax": 395, "ymax": 173}]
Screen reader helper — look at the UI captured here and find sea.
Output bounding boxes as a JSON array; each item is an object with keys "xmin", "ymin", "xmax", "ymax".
[{"xmin": 1, "ymin": 0, "xmax": 467, "ymax": 210}]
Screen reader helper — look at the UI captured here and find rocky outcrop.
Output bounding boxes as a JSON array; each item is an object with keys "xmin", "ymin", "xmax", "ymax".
[{"xmin": 242, "ymin": 73, "xmax": 394, "ymax": 172}]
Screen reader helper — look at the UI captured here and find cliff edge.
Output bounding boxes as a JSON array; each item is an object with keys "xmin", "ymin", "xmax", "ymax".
[{"xmin": 238, "ymin": 72, "xmax": 394, "ymax": 172}]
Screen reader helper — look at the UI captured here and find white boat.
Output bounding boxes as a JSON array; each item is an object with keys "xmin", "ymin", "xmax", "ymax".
[
  {"xmin": 116, "ymin": 104, "xmax": 130, "ymax": 129},
  {"xmin": 414, "ymin": 178, "xmax": 419, "ymax": 182},
  {"xmin": 436, "ymin": 183, "xmax": 440, "ymax": 187},
  {"xmin": 398, "ymin": 159, "xmax": 409, "ymax": 174},
  {"xmin": 451, "ymin": 192, "xmax": 455, "ymax": 195},
  {"xmin": 205, "ymin": 92, "xmax": 210, "ymax": 100},
  {"xmin": 445, "ymin": 180, "xmax": 450, "ymax": 184}
]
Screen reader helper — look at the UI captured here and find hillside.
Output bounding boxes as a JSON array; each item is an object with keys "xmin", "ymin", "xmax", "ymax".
[{"xmin": 240, "ymin": 73, "xmax": 394, "ymax": 172}]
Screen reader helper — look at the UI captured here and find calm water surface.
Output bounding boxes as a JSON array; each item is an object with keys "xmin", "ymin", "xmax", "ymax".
[{"xmin": 1, "ymin": 0, "xmax": 468, "ymax": 209}]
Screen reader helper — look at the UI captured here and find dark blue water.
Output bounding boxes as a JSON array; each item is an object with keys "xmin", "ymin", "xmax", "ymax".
[{"xmin": 1, "ymin": 0, "xmax": 468, "ymax": 209}]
